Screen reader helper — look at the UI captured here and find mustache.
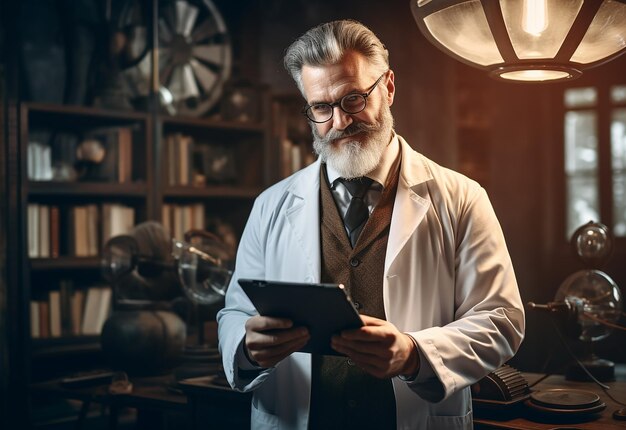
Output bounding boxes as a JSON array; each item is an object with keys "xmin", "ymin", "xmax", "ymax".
[{"xmin": 315, "ymin": 120, "xmax": 380, "ymax": 145}]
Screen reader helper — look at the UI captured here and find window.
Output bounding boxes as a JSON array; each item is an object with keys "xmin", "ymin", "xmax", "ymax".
[{"xmin": 564, "ymin": 84, "xmax": 626, "ymax": 238}]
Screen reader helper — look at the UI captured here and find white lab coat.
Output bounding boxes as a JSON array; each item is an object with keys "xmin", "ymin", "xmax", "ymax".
[{"xmin": 217, "ymin": 135, "xmax": 525, "ymax": 430}]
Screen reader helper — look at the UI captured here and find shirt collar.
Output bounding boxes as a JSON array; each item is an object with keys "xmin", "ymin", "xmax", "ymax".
[{"xmin": 326, "ymin": 132, "xmax": 400, "ymax": 188}]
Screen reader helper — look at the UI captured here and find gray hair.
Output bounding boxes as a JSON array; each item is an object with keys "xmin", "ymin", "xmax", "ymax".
[{"xmin": 284, "ymin": 20, "xmax": 389, "ymax": 96}]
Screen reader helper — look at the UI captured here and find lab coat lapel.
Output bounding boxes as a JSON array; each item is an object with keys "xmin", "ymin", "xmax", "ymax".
[
  {"xmin": 285, "ymin": 160, "xmax": 322, "ymax": 281},
  {"xmin": 385, "ymin": 137, "xmax": 433, "ymax": 273}
]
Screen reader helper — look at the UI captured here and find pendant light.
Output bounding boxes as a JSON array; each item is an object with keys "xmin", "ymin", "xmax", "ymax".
[{"xmin": 410, "ymin": 0, "xmax": 626, "ymax": 82}]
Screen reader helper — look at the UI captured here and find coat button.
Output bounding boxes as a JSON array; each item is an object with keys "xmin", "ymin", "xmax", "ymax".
[
  {"xmin": 350, "ymin": 258, "xmax": 360, "ymax": 267},
  {"xmin": 347, "ymin": 358, "xmax": 355, "ymax": 366},
  {"xmin": 353, "ymin": 301, "xmax": 362, "ymax": 310}
]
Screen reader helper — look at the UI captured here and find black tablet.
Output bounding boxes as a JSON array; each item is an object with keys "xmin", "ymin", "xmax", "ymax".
[{"xmin": 238, "ymin": 278, "xmax": 364, "ymax": 355}]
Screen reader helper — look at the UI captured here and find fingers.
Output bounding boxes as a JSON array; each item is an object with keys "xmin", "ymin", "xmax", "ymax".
[
  {"xmin": 247, "ymin": 334, "xmax": 310, "ymax": 368},
  {"xmin": 244, "ymin": 315, "xmax": 310, "ymax": 368},
  {"xmin": 331, "ymin": 316, "xmax": 415, "ymax": 379}
]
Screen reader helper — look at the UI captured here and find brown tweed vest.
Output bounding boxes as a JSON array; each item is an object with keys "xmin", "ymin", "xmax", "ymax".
[{"xmin": 309, "ymin": 157, "xmax": 401, "ymax": 430}]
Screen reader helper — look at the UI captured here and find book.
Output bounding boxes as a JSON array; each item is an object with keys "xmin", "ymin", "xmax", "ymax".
[
  {"xmin": 38, "ymin": 205, "xmax": 50, "ymax": 258},
  {"xmin": 117, "ymin": 127, "xmax": 133, "ymax": 183},
  {"xmin": 102, "ymin": 203, "xmax": 135, "ymax": 244},
  {"xmin": 86, "ymin": 204, "xmax": 99, "ymax": 256},
  {"xmin": 162, "ymin": 204, "xmax": 172, "ymax": 237},
  {"xmin": 81, "ymin": 287, "xmax": 112, "ymax": 335},
  {"xmin": 72, "ymin": 206, "xmax": 89, "ymax": 257},
  {"xmin": 27, "ymin": 141, "xmax": 53, "ymax": 181},
  {"xmin": 49, "ymin": 290, "xmax": 62, "ymax": 337},
  {"xmin": 30, "ymin": 301, "xmax": 41, "ymax": 338},
  {"xmin": 27, "ymin": 204, "xmax": 39, "ymax": 258},
  {"xmin": 70, "ymin": 289, "xmax": 85, "ymax": 336}
]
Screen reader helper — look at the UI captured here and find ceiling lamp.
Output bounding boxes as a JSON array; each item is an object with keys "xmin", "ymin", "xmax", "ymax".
[{"xmin": 410, "ymin": 0, "xmax": 626, "ymax": 82}]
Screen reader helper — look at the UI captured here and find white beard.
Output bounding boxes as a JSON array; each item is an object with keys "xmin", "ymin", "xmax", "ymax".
[{"xmin": 312, "ymin": 104, "xmax": 394, "ymax": 179}]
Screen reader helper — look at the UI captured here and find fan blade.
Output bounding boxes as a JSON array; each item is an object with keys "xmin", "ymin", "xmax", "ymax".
[
  {"xmin": 189, "ymin": 58, "xmax": 217, "ymax": 92},
  {"xmin": 168, "ymin": 64, "xmax": 200, "ymax": 101},
  {"xmin": 181, "ymin": 64, "xmax": 201, "ymax": 98},
  {"xmin": 167, "ymin": 66, "xmax": 185, "ymax": 101},
  {"xmin": 158, "ymin": 18, "xmax": 173, "ymax": 44},
  {"xmin": 175, "ymin": 0, "xmax": 199, "ymax": 37},
  {"xmin": 191, "ymin": 19, "xmax": 219, "ymax": 44},
  {"xmin": 192, "ymin": 44, "xmax": 224, "ymax": 66}
]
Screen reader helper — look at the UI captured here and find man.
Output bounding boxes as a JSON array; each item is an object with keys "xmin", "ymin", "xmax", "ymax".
[{"xmin": 217, "ymin": 20, "xmax": 525, "ymax": 430}]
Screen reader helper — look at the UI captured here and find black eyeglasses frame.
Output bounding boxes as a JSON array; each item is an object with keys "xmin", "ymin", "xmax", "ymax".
[{"xmin": 301, "ymin": 71, "xmax": 388, "ymax": 124}]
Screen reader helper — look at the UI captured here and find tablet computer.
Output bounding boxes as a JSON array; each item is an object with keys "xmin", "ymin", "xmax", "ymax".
[{"xmin": 238, "ymin": 278, "xmax": 363, "ymax": 355}]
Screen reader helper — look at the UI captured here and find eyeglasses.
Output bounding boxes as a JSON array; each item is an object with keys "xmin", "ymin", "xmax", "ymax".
[{"xmin": 302, "ymin": 71, "xmax": 388, "ymax": 123}]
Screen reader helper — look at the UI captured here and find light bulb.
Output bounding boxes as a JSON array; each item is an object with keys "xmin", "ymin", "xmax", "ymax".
[{"xmin": 522, "ymin": 0, "xmax": 549, "ymax": 36}]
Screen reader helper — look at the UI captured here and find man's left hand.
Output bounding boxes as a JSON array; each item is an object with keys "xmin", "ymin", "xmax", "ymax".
[{"xmin": 331, "ymin": 315, "xmax": 419, "ymax": 379}]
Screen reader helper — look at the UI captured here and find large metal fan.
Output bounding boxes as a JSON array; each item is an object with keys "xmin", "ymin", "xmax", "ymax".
[{"xmin": 123, "ymin": 0, "xmax": 232, "ymax": 117}]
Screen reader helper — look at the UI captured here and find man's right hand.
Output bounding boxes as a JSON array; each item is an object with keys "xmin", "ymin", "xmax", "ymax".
[{"xmin": 244, "ymin": 316, "xmax": 310, "ymax": 368}]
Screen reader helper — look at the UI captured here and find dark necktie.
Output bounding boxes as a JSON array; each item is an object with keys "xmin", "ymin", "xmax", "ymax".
[{"xmin": 339, "ymin": 177, "xmax": 373, "ymax": 247}]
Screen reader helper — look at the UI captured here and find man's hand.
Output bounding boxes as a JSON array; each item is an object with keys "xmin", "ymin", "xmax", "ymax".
[
  {"xmin": 244, "ymin": 315, "xmax": 310, "ymax": 368},
  {"xmin": 330, "ymin": 315, "xmax": 419, "ymax": 379}
]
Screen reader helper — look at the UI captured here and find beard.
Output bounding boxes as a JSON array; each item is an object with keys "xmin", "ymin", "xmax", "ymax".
[{"xmin": 311, "ymin": 103, "xmax": 394, "ymax": 179}]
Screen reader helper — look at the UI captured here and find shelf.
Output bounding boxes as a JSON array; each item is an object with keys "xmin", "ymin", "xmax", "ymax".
[
  {"xmin": 31, "ymin": 336, "xmax": 102, "ymax": 358},
  {"xmin": 23, "ymin": 102, "xmax": 148, "ymax": 122},
  {"xmin": 161, "ymin": 115, "xmax": 265, "ymax": 133},
  {"xmin": 162, "ymin": 185, "xmax": 263, "ymax": 199},
  {"xmin": 30, "ymin": 257, "xmax": 101, "ymax": 271},
  {"xmin": 28, "ymin": 181, "xmax": 148, "ymax": 198}
]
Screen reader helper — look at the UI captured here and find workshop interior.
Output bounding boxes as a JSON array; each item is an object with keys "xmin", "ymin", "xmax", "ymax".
[{"xmin": 1, "ymin": 0, "xmax": 626, "ymax": 429}]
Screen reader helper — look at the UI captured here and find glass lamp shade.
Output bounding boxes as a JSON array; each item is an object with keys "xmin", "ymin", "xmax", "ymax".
[
  {"xmin": 571, "ymin": 221, "xmax": 613, "ymax": 267},
  {"xmin": 556, "ymin": 269, "xmax": 622, "ymax": 342},
  {"xmin": 172, "ymin": 235, "xmax": 234, "ymax": 305},
  {"xmin": 411, "ymin": 0, "xmax": 626, "ymax": 82}
]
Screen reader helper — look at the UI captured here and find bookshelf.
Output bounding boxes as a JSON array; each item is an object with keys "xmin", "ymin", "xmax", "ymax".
[
  {"xmin": 159, "ymin": 91, "xmax": 272, "ymax": 243},
  {"xmin": 20, "ymin": 102, "xmax": 151, "ymax": 381},
  {"xmin": 13, "ymin": 92, "xmax": 273, "ymax": 396}
]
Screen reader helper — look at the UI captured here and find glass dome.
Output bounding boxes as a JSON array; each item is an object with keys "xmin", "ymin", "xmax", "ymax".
[
  {"xmin": 571, "ymin": 221, "xmax": 613, "ymax": 266},
  {"xmin": 556, "ymin": 269, "xmax": 622, "ymax": 342},
  {"xmin": 172, "ymin": 233, "xmax": 234, "ymax": 305}
]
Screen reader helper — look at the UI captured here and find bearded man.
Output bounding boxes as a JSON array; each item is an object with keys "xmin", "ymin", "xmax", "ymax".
[{"xmin": 217, "ymin": 19, "xmax": 525, "ymax": 430}]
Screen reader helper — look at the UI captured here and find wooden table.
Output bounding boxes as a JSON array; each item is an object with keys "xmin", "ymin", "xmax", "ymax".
[
  {"xmin": 474, "ymin": 373, "xmax": 626, "ymax": 429},
  {"xmin": 31, "ymin": 373, "xmax": 251, "ymax": 430}
]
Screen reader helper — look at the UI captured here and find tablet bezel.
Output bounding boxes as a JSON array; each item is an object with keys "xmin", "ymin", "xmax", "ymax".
[{"xmin": 238, "ymin": 278, "xmax": 364, "ymax": 355}]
